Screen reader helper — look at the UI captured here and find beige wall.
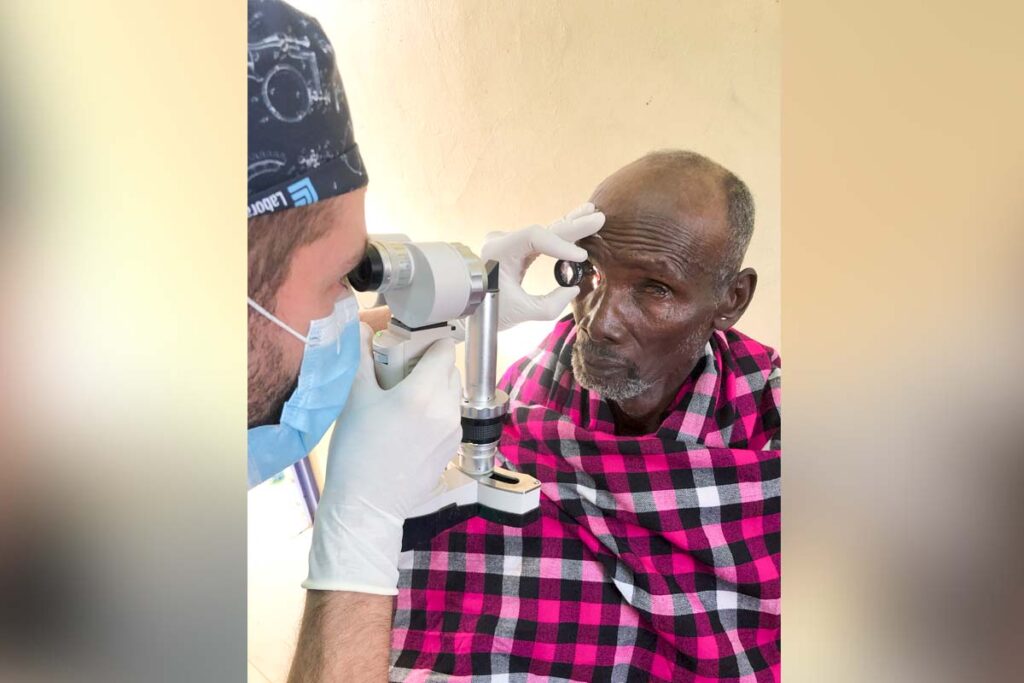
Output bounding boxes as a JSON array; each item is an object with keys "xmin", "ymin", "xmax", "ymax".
[{"xmin": 292, "ymin": 0, "xmax": 780, "ymax": 371}]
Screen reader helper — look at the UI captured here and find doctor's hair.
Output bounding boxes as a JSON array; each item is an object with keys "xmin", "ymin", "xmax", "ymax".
[{"xmin": 248, "ymin": 197, "xmax": 338, "ymax": 309}]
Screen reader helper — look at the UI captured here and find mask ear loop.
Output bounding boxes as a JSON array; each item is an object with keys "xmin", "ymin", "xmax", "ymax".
[
  {"xmin": 342, "ymin": 277, "xmax": 364, "ymax": 312},
  {"xmin": 247, "ymin": 297, "xmax": 310, "ymax": 345},
  {"xmin": 338, "ymin": 279, "xmax": 364, "ymax": 352}
]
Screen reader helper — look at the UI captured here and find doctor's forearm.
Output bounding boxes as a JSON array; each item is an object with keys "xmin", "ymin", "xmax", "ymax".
[{"xmin": 287, "ymin": 590, "xmax": 392, "ymax": 683}]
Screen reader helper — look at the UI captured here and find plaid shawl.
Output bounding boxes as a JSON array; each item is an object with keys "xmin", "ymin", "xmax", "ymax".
[{"xmin": 391, "ymin": 316, "xmax": 781, "ymax": 682}]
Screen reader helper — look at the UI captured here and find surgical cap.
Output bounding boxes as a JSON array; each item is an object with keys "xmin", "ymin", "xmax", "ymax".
[{"xmin": 247, "ymin": 0, "xmax": 367, "ymax": 218}]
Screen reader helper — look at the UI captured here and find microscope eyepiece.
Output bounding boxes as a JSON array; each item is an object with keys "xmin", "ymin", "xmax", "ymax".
[
  {"xmin": 554, "ymin": 259, "xmax": 584, "ymax": 288},
  {"xmin": 348, "ymin": 243, "xmax": 385, "ymax": 291},
  {"xmin": 348, "ymin": 239, "xmax": 416, "ymax": 294}
]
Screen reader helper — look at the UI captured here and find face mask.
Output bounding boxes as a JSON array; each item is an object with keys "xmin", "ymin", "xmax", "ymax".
[{"xmin": 247, "ymin": 295, "xmax": 361, "ymax": 488}]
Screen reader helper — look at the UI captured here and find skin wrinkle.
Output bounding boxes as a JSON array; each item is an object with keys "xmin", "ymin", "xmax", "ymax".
[
  {"xmin": 584, "ymin": 223, "xmax": 714, "ymax": 284},
  {"xmin": 570, "ymin": 151, "xmax": 757, "ymax": 436}
]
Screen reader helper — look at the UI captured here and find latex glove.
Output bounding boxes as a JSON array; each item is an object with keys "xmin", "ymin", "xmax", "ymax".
[
  {"xmin": 480, "ymin": 202, "xmax": 605, "ymax": 331},
  {"xmin": 303, "ymin": 323, "xmax": 462, "ymax": 595}
]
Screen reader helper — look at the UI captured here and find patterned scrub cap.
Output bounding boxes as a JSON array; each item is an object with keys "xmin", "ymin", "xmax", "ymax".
[{"xmin": 247, "ymin": 0, "xmax": 367, "ymax": 218}]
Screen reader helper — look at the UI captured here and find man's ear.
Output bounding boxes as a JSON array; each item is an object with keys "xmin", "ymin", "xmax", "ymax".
[{"xmin": 713, "ymin": 268, "xmax": 757, "ymax": 331}]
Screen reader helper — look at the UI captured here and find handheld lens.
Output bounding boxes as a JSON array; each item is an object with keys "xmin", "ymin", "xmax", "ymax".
[{"xmin": 554, "ymin": 259, "xmax": 584, "ymax": 287}]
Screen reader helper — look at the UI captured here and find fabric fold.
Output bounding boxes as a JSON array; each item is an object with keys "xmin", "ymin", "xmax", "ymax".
[{"xmin": 392, "ymin": 316, "xmax": 781, "ymax": 682}]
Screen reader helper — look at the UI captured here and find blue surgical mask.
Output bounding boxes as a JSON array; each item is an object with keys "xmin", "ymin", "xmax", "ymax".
[{"xmin": 247, "ymin": 295, "xmax": 361, "ymax": 488}]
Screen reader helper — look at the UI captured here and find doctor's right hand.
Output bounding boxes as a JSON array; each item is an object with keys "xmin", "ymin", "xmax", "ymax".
[{"xmin": 303, "ymin": 323, "xmax": 462, "ymax": 595}]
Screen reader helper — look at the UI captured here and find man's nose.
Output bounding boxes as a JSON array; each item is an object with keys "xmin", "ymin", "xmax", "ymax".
[{"xmin": 581, "ymin": 287, "xmax": 626, "ymax": 344}]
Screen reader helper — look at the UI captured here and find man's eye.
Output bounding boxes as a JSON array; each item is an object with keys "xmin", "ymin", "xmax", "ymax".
[
  {"xmin": 580, "ymin": 262, "xmax": 601, "ymax": 287},
  {"xmin": 641, "ymin": 282, "xmax": 670, "ymax": 297}
]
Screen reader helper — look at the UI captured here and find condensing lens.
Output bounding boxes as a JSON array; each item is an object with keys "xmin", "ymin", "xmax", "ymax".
[{"xmin": 554, "ymin": 259, "xmax": 583, "ymax": 287}]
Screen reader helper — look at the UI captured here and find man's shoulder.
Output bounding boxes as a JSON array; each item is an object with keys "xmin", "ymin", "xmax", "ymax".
[
  {"xmin": 719, "ymin": 328, "xmax": 781, "ymax": 449},
  {"xmin": 720, "ymin": 327, "xmax": 781, "ymax": 371}
]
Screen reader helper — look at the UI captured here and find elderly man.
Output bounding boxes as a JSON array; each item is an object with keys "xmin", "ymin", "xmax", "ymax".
[{"xmin": 390, "ymin": 150, "xmax": 781, "ymax": 682}]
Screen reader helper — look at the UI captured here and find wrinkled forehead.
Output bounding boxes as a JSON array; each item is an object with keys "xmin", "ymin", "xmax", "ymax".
[{"xmin": 584, "ymin": 167, "xmax": 730, "ymax": 279}]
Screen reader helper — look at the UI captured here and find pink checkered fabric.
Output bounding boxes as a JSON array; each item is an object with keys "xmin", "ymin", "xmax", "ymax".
[{"xmin": 391, "ymin": 316, "xmax": 781, "ymax": 682}]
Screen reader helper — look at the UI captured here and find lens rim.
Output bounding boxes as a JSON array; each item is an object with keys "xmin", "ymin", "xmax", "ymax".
[{"xmin": 554, "ymin": 259, "xmax": 584, "ymax": 287}]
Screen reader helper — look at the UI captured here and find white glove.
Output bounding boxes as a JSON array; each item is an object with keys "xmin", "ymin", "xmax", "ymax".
[
  {"xmin": 303, "ymin": 323, "xmax": 462, "ymax": 595},
  {"xmin": 480, "ymin": 202, "xmax": 605, "ymax": 331}
]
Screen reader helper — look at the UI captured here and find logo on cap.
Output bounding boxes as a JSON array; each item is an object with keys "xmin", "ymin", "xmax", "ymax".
[{"xmin": 287, "ymin": 177, "xmax": 319, "ymax": 207}]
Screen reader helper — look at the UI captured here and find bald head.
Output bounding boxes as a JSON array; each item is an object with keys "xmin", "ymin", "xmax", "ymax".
[{"xmin": 590, "ymin": 150, "xmax": 754, "ymax": 289}]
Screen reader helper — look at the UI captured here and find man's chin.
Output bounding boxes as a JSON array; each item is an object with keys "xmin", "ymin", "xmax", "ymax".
[
  {"xmin": 574, "ymin": 364, "xmax": 613, "ymax": 392},
  {"xmin": 572, "ymin": 355, "xmax": 647, "ymax": 402},
  {"xmin": 582, "ymin": 379, "xmax": 644, "ymax": 402}
]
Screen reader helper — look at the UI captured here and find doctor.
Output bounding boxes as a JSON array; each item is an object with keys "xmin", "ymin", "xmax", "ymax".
[{"xmin": 246, "ymin": 1, "xmax": 604, "ymax": 678}]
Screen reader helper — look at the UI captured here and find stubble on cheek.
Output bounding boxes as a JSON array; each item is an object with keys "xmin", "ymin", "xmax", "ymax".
[
  {"xmin": 248, "ymin": 315, "xmax": 300, "ymax": 428},
  {"xmin": 670, "ymin": 310, "xmax": 719, "ymax": 375}
]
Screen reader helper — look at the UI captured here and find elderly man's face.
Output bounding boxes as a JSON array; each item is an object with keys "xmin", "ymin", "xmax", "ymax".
[{"xmin": 571, "ymin": 168, "xmax": 732, "ymax": 405}]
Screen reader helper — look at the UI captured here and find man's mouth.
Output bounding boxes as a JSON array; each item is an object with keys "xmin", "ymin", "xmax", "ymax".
[
  {"xmin": 574, "ymin": 335, "xmax": 638, "ymax": 379},
  {"xmin": 579, "ymin": 351, "xmax": 626, "ymax": 374},
  {"xmin": 585, "ymin": 356, "xmax": 622, "ymax": 370}
]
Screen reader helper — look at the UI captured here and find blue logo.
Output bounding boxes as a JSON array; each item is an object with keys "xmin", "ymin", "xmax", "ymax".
[{"xmin": 287, "ymin": 177, "xmax": 319, "ymax": 206}]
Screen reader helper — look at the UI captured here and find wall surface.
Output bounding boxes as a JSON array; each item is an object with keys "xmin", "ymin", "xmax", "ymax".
[
  {"xmin": 251, "ymin": 4, "xmax": 778, "ymax": 680},
  {"xmin": 290, "ymin": 0, "xmax": 780, "ymax": 370}
]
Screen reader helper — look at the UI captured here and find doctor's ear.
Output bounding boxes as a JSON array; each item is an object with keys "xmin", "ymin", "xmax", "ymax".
[{"xmin": 713, "ymin": 268, "xmax": 757, "ymax": 331}]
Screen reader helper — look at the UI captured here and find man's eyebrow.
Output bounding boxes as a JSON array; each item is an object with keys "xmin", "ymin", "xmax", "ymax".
[{"xmin": 627, "ymin": 255, "xmax": 707, "ymax": 281}]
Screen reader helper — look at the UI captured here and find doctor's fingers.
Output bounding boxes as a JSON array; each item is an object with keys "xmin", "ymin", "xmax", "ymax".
[
  {"xmin": 448, "ymin": 365, "xmax": 463, "ymax": 398},
  {"xmin": 549, "ymin": 210, "xmax": 605, "ymax": 245},
  {"xmin": 348, "ymin": 323, "xmax": 383, "ymax": 396},
  {"xmin": 403, "ymin": 337, "xmax": 457, "ymax": 391},
  {"xmin": 479, "ymin": 229, "xmax": 523, "ymax": 262},
  {"xmin": 531, "ymin": 286, "xmax": 580, "ymax": 321},
  {"xmin": 563, "ymin": 202, "xmax": 596, "ymax": 220},
  {"xmin": 524, "ymin": 225, "xmax": 588, "ymax": 262}
]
